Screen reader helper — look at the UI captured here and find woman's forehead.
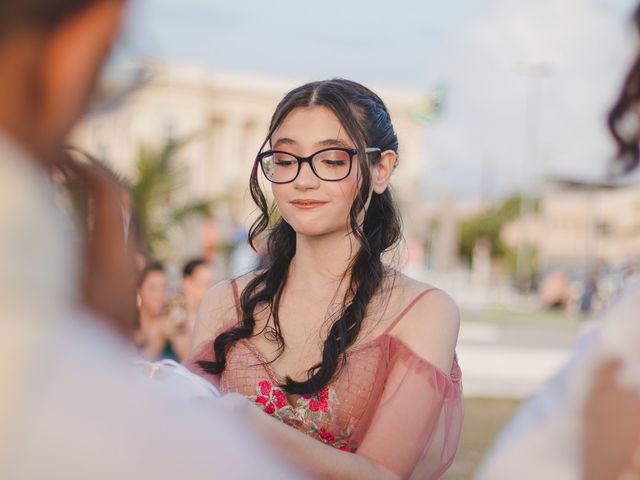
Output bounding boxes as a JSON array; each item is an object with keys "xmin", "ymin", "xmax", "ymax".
[
  {"xmin": 271, "ymin": 106, "xmax": 354, "ymax": 148},
  {"xmin": 145, "ymin": 271, "xmax": 165, "ymax": 284}
]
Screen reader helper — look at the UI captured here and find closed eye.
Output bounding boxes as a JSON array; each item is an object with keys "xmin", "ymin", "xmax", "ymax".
[
  {"xmin": 321, "ymin": 159, "xmax": 346, "ymax": 167},
  {"xmin": 274, "ymin": 159, "xmax": 296, "ymax": 166}
]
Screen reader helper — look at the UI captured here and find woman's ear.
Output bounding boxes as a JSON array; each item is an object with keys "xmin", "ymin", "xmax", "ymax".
[{"xmin": 372, "ymin": 150, "xmax": 397, "ymax": 194}]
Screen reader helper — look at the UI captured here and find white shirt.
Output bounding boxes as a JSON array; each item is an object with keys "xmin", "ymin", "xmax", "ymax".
[
  {"xmin": 477, "ymin": 279, "xmax": 640, "ymax": 480},
  {"xmin": 0, "ymin": 132, "xmax": 301, "ymax": 479}
]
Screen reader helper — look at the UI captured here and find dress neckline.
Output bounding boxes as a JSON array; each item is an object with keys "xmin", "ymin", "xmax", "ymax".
[
  {"xmin": 238, "ymin": 333, "xmax": 460, "ymax": 410},
  {"xmin": 226, "ymin": 280, "xmax": 460, "ymax": 398},
  {"xmin": 239, "ymin": 332, "xmax": 461, "ymax": 386}
]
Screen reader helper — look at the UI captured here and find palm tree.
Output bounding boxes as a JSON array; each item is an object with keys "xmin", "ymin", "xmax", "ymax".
[{"xmin": 131, "ymin": 136, "xmax": 212, "ymax": 260}]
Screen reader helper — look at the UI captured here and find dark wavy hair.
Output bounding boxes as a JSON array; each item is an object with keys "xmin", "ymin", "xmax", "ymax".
[
  {"xmin": 608, "ymin": 4, "xmax": 640, "ymax": 174},
  {"xmin": 198, "ymin": 79, "xmax": 403, "ymax": 394},
  {"xmin": 0, "ymin": 0, "xmax": 102, "ymax": 38},
  {"xmin": 138, "ymin": 260, "xmax": 164, "ymax": 289}
]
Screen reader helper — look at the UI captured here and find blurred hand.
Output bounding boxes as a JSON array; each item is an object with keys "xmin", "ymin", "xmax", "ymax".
[
  {"xmin": 56, "ymin": 151, "xmax": 139, "ymax": 337},
  {"xmin": 135, "ymin": 317, "xmax": 170, "ymax": 360},
  {"xmin": 583, "ymin": 360, "xmax": 640, "ymax": 480}
]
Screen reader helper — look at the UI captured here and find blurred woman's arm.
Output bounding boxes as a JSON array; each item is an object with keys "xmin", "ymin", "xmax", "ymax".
[{"xmin": 583, "ymin": 360, "xmax": 640, "ymax": 480}]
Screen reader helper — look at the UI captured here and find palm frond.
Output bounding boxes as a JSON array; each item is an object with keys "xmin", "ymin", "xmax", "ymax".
[
  {"xmin": 168, "ymin": 200, "xmax": 212, "ymax": 225},
  {"xmin": 127, "ymin": 134, "xmax": 214, "ymax": 259}
]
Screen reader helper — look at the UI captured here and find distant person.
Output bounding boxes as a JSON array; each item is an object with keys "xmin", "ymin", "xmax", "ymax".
[
  {"xmin": 229, "ymin": 242, "xmax": 257, "ymax": 277},
  {"xmin": 167, "ymin": 258, "xmax": 215, "ymax": 360},
  {"xmin": 228, "ymin": 226, "xmax": 270, "ymax": 277},
  {"xmin": 135, "ymin": 261, "xmax": 174, "ymax": 360},
  {"xmin": 183, "ymin": 258, "xmax": 215, "ymax": 321},
  {"xmin": 579, "ymin": 272, "xmax": 599, "ymax": 314},
  {"xmin": 0, "ymin": 0, "xmax": 301, "ymax": 478},
  {"xmin": 538, "ymin": 268, "xmax": 570, "ymax": 310},
  {"xmin": 187, "ymin": 78, "xmax": 462, "ymax": 479},
  {"xmin": 477, "ymin": 5, "xmax": 640, "ymax": 479}
]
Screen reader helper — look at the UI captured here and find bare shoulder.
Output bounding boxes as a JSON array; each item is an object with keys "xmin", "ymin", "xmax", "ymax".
[
  {"xmin": 233, "ymin": 271, "xmax": 258, "ymax": 293},
  {"xmin": 390, "ymin": 274, "xmax": 460, "ymax": 374},
  {"xmin": 189, "ymin": 272, "xmax": 257, "ymax": 354}
]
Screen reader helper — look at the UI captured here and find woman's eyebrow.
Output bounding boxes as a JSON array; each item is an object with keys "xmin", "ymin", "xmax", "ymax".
[
  {"xmin": 272, "ymin": 137, "xmax": 297, "ymax": 149},
  {"xmin": 272, "ymin": 138, "xmax": 352, "ymax": 150},
  {"xmin": 315, "ymin": 139, "xmax": 352, "ymax": 148}
]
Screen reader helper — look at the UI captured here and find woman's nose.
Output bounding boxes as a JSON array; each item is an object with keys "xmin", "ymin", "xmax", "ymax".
[{"xmin": 293, "ymin": 161, "xmax": 320, "ymax": 189}]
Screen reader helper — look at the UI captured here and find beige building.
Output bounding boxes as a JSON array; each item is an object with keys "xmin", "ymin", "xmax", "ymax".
[
  {"xmin": 502, "ymin": 179, "xmax": 640, "ymax": 269},
  {"xmin": 72, "ymin": 61, "xmax": 433, "ymax": 259}
]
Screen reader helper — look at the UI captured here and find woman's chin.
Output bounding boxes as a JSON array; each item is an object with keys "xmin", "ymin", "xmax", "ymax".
[
  {"xmin": 291, "ymin": 223, "xmax": 348, "ymax": 239},
  {"xmin": 282, "ymin": 211, "xmax": 351, "ymax": 238},
  {"xmin": 293, "ymin": 226, "xmax": 329, "ymax": 238}
]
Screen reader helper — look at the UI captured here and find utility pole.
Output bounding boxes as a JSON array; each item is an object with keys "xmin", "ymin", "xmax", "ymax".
[{"xmin": 515, "ymin": 62, "xmax": 552, "ymax": 292}]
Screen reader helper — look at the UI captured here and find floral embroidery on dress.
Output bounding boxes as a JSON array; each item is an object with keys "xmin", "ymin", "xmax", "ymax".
[
  {"xmin": 253, "ymin": 380, "xmax": 290, "ymax": 417},
  {"xmin": 249, "ymin": 380, "xmax": 353, "ymax": 451}
]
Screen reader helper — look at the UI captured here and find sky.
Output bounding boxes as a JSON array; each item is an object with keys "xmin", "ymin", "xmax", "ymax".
[{"xmin": 119, "ymin": 0, "xmax": 639, "ymax": 199}]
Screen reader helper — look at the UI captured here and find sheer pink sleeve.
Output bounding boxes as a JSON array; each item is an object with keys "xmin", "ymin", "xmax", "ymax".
[
  {"xmin": 184, "ymin": 338, "xmax": 222, "ymax": 388},
  {"xmin": 353, "ymin": 338, "xmax": 463, "ymax": 479},
  {"xmin": 183, "ymin": 278, "xmax": 242, "ymax": 388}
]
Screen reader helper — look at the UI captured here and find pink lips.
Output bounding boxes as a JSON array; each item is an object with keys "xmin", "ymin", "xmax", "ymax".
[{"xmin": 290, "ymin": 199, "xmax": 327, "ymax": 209}]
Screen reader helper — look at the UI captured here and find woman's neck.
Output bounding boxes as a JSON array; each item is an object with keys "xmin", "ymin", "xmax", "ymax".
[
  {"xmin": 288, "ymin": 231, "xmax": 359, "ymax": 292},
  {"xmin": 138, "ymin": 309, "xmax": 162, "ymax": 329},
  {"xmin": 184, "ymin": 297, "xmax": 199, "ymax": 318}
]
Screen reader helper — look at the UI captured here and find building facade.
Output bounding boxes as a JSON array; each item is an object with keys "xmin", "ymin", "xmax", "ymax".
[
  {"xmin": 502, "ymin": 180, "xmax": 640, "ymax": 270},
  {"xmin": 72, "ymin": 61, "xmax": 433, "ymax": 261}
]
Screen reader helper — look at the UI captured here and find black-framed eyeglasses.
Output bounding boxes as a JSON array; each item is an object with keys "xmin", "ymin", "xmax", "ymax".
[{"xmin": 257, "ymin": 147, "xmax": 381, "ymax": 184}]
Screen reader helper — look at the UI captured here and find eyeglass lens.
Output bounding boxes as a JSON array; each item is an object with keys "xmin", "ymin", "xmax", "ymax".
[{"xmin": 261, "ymin": 149, "xmax": 351, "ymax": 183}]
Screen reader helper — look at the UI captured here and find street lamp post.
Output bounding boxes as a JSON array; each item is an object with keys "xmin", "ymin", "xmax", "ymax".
[{"xmin": 515, "ymin": 62, "xmax": 552, "ymax": 292}]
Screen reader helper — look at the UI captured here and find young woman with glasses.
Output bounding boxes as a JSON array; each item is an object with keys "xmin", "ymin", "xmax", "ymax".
[{"xmin": 187, "ymin": 79, "xmax": 462, "ymax": 479}]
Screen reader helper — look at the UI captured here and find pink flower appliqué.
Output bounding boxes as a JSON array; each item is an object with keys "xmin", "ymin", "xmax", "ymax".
[
  {"xmin": 319, "ymin": 387, "xmax": 329, "ymax": 401},
  {"xmin": 258, "ymin": 380, "xmax": 272, "ymax": 396},
  {"xmin": 272, "ymin": 389, "xmax": 287, "ymax": 409},
  {"xmin": 318, "ymin": 387, "xmax": 330, "ymax": 412},
  {"xmin": 308, "ymin": 399, "xmax": 320, "ymax": 412},
  {"xmin": 250, "ymin": 380, "xmax": 293, "ymax": 420},
  {"xmin": 319, "ymin": 427, "xmax": 336, "ymax": 443},
  {"xmin": 299, "ymin": 386, "xmax": 334, "ymax": 417},
  {"xmin": 250, "ymin": 382, "xmax": 351, "ymax": 451}
]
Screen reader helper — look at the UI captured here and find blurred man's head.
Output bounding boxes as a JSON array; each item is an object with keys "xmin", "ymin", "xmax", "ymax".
[
  {"xmin": 0, "ymin": 0, "xmax": 126, "ymax": 161},
  {"xmin": 182, "ymin": 259, "xmax": 214, "ymax": 312}
]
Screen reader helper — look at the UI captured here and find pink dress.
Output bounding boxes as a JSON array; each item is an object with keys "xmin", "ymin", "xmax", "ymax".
[{"xmin": 186, "ymin": 279, "xmax": 463, "ymax": 479}]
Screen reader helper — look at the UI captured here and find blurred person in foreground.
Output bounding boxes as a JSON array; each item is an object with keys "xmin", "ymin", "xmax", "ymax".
[
  {"xmin": 0, "ymin": 1, "xmax": 300, "ymax": 478},
  {"xmin": 477, "ymin": 5, "xmax": 640, "ymax": 479}
]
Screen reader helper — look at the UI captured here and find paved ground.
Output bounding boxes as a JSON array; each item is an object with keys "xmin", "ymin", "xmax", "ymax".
[
  {"xmin": 457, "ymin": 318, "xmax": 584, "ymax": 398},
  {"xmin": 442, "ymin": 397, "xmax": 521, "ymax": 480},
  {"xmin": 441, "ymin": 315, "xmax": 585, "ymax": 478}
]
